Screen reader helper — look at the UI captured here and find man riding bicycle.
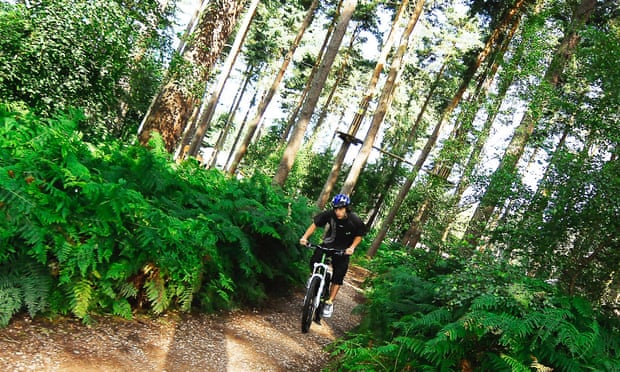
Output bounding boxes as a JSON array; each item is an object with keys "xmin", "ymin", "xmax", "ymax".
[{"xmin": 299, "ymin": 194, "xmax": 367, "ymax": 318}]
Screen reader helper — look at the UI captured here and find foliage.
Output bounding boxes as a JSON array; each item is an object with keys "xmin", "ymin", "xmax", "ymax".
[
  {"xmin": 239, "ymin": 127, "xmax": 285, "ymax": 177},
  {"xmin": 329, "ymin": 247, "xmax": 620, "ymax": 371},
  {"xmin": 490, "ymin": 24, "xmax": 620, "ymax": 309},
  {"xmin": 0, "ymin": 105, "xmax": 315, "ymax": 325},
  {"xmin": 289, "ymin": 148, "xmax": 346, "ymax": 200},
  {"xmin": 497, "ymin": 150, "xmax": 620, "ymax": 308},
  {"xmin": 0, "ymin": 0, "xmax": 173, "ymax": 140}
]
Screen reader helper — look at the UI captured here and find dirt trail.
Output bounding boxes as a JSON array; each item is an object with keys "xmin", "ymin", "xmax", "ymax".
[{"xmin": 0, "ymin": 265, "xmax": 369, "ymax": 372}]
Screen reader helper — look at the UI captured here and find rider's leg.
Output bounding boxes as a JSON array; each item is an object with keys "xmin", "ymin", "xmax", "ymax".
[
  {"xmin": 328, "ymin": 254, "xmax": 350, "ymax": 303},
  {"xmin": 328, "ymin": 284, "xmax": 340, "ymax": 302},
  {"xmin": 308, "ymin": 249, "xmax": 321, "ymax": 271}
]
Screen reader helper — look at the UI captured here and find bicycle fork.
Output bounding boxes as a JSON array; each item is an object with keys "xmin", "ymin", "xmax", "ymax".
[{"xmin": 309, "ymin": 262, "xmax": 330, "ymax": 309}]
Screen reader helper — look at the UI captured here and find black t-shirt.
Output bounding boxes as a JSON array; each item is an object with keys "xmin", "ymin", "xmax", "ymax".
[{"xmin": 313, "ymin": 209, "xmax": 367, "ymax": 250}]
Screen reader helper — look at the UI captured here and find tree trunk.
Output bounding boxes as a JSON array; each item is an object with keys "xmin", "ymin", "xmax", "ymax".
[
  {"xmin": 366, "ymin": 105, "xmax": 444, "ymax": 257},
  {"xmin": 307, "ymin": 54, "xmax": 348, "ymax": 150},
  {"xmin": 440, "ymin": 16, "xmax": 530, "ymax": 241},
  {"xmin": 185, "ymin": 0, "xmax": 260, "ymax": 159},
  {"xmin": 308, "ymin": 24, "xmax": 360, "ymax": 151},
  {"xmin": 224, "ymin": 88, "xmax": 259, "ymax": 170},
  {"xmin": 463, "ymin": 0, "xmax": 597, "ymax": 247},
  {"xmin": 138, "ymin": 0, "xmax": 246, "ymax": 153},
  {"xmin": 176, "ymin": 0, "xmax": 208, "ymax": 56},
  {"xmin": 272, "ymin": 0, "xmax": 358, "ymax": 187},
  {"xmin": 227, "ymin": 0, "xmax": 320, "ymax": 175},
  {"xmin": 405, "ymin": 4, "xmax": 525, "ymax": 249},
  {"xmin": 208, "ymin": 65, "xmax": 254, "ymax": 168},
  {"xmin": 279, "ymin": 14, "xmax": 336, "ymax": 144},
  {"xmin": 316, "ymin": 0, "xmax": 408, "ymax": 208},
  {"xmin": 340, "ymin": 0, "xmax": 424, "ymax": 196},
  {"xmin": 401, "ymin": 198, "xmax": 432, "ymax": 248}
]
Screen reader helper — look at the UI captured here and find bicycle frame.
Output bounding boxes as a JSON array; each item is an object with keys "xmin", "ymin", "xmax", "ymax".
[
  {"xmin": 301, "ymin": 243, "xmax": 343, "ymax": 333},
  {"xmin": 308, "ymin": 255, "xmax": 330, "ymax": 309}
]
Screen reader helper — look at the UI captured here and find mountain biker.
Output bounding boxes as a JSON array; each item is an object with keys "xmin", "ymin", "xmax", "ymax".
[{"xmin": 299, "ymin": 193, "xmax": 367, "ymax": 318}]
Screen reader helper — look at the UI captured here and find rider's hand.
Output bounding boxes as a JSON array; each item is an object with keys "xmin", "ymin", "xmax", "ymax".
[
  {"xmin": 345, "ymin": 247, "xmax": 355, "ymax": 255},
  {"xmin": 300, "ymin": 237, "xmax": 308, "ymax": 246}
]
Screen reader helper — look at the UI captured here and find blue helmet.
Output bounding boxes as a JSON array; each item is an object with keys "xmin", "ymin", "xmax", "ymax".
[{"xmin": 331, "ymin": 193, "xmax": 351, "ymax": 208}]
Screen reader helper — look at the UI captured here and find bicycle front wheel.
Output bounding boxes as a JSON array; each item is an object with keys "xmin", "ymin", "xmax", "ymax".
[{"xmin": 301, "ymin": 276, "xmax": 321, "ymax": 333}]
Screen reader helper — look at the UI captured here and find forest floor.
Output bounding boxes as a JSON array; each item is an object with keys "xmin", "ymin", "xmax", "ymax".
[{"xmin": 0, "ymin": 265, "xmax": 370, "ymax": 372}]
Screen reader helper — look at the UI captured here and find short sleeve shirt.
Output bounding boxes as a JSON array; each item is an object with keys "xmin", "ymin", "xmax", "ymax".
[{"xmin": 313, "ymin": 210, "xmax": 367, "ymax": 250}]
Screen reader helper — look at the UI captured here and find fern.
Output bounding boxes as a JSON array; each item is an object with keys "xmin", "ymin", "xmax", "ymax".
[
  {"xmin": 18, "ymin": 261, "xmax": 52, "ymax": 317},
  {"xmin": 70, "ymin": 278, "xmax": 93, "ymax": 321},
  {"xmin": 0, "ymin": 254, "xmax": 52, "ymax": 325},
  {"xmin": 112, "ymin": 298, "xmax": 133, "ymax": 319},
  {"xmin": 143, "ymin": 264, "xmax": 168, "ymax": 315},
  {"xmin": 116, "ymin": 282, "xmax": 139, "ymax": 299},
  {"xmin": 0, "ymin": 287, "xmax": 22, "ymax": 327},
  {"xmin": 144, "ymin": 278, "xmax": 168, "ymax": 315},
  {"xmin": 500, "ymin": 354, "xmax": 530, "ymax": 372},
  {"xmin": 331, "ymin": 248, "xmax": 620, "ymax": 371},
  {"xmin": 439, "ymin": 321, "xmax": 468, "ymax": 342}
]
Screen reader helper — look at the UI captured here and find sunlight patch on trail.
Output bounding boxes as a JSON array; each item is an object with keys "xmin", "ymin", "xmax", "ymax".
[{"xmin": 225, "ymin": 328, "xmax": 279, "ymax": 371}]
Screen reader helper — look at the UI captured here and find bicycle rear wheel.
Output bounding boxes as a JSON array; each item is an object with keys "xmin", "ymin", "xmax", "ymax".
[{"xmin": 301, "ymin": 276, "xmax": 320, "ymax": 333}]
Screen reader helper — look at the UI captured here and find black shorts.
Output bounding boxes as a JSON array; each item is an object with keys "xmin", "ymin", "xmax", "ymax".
[{"xmin": 309, "ymin": 249, "xmax": 350, "ymax": 285}]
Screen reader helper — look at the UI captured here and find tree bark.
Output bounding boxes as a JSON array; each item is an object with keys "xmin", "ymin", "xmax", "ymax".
[
  {"xmin": 463, "ymin": 0, "xmax": 597, "ymax": 247},
  {"xmin": 316, "ymin": 0, "xmax": 407, "ymax": 208},
  {"xmin": 185, "ymin": 0, "xmax": 260, "ymax": 159},
  {"xmin": 227, "ymin": 0, "xmax": 320, "ymax": 175},
  {"xmin": 272, "ymin": 0, "xmax": 358, "ymax": 187},
  {"xmin": 138, "ymin": 0, "xmax": 246, "ymax": 153},
  {"xmin": 340, "ymin": 0, "xmax": 424, "ymax": 196}
]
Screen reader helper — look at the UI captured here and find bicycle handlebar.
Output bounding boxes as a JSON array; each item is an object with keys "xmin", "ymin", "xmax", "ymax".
[{"xmin": 305, "ymin": 243, "xmax": 345, "ymax": 256}]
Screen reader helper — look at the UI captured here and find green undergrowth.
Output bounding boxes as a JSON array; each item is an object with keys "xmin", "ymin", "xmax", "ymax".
[
  {"xmin": 328, "ymin": 246, "xmax": 620, "ymax": 372},
  {"xmin": 0, "ymin": 105, "xmax": 315, "ymax": 326}
]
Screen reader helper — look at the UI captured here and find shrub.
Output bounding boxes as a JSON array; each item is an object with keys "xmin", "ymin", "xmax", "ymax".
[
  {"xmin": 0, "ymin": 105, "xmax": 315, "ymax": 325},
  {"xmin": 329, "ymin": 247, "xmax": 620, "ymax": 371}
]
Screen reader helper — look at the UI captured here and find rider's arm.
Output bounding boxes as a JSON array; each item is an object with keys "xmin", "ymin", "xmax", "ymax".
[
  {"xmin": 345, "ymin": 235, "xmax": 362, "ymax": 255},
  {"xmin": 300, "ymin": 223, "xmax": 317, "ymax": 246}
]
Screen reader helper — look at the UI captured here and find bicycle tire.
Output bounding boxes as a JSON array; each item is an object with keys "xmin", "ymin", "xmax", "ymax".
[
  {"xmin": 314, "ymin": 272, "xmax": 331, "ymax": 323},
  {"xmin": 301, "ymin": 276, "xmax": 321, "ymax": 333}
]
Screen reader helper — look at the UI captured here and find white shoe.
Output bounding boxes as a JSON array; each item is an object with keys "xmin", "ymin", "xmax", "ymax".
[{"xmin": 322, "ymin": 301, "xmax": 334, "ymax": 318}]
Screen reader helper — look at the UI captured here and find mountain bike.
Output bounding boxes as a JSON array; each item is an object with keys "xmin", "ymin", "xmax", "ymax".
[{"xmin": 301, "ymin": 243, "xmax": 344, "ymax": 333}]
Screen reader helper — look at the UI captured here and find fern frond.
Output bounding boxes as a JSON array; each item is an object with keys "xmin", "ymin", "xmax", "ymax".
[
  {"xmin": 105, "ymin": 260, "xmax": 137, "ymax": 281},
  {"xmin": 571, "ymin": 296, "xmax": 593, "ymax": 318},
  {"xmin": 116, "ymin": 282, "xmax": 138, "ymax": 298},
  {"xmin": 530, "ymin": 356, "xmax": 554, "ymax": 372},
  {"xmin": 394, "ymin": 335, "xmax": 425, "ymax": 356},
  {"xmin": 413, "ymin": 308, "xmax": 452, "ymax": 329},
  {"xmin": 19, "ymin": 261, "xmax": 52, "ymax": 317},
  {"xmin": 70, "ymin": 278, "xmax": 93, "ymax": 320},
  {"xmin": 112, "ymin": 298, "xmax": 133, "ymax": 320},
  {"xmin": 500, "ymin": 353, "xmax": 530, "ymax": 372},
  {"xmin": 471, "ymin": 293, "xmax": 502, "ymax": 311},
  {"xmin": 440, "ymin": 321, "xmax": 468, "ymax": 342},
  {"xmin": 144, "ymin": 275, "xmax": 168, "ymax": 315},
  {"xmin": 0, "ymin": 287, "xmax": 22, "ymax": 327},
  {"xmin": 205, "ymin": 272, "xmax": 235, "ymax": 307},
  {"xmin": 0, "ymin": 255, "xmax": 52, "ymax": 325}
]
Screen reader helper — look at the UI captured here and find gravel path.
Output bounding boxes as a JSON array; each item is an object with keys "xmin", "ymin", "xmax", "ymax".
[{"xmin": 0, "ymin": 266, "xmax": 369, "ymax": 372}]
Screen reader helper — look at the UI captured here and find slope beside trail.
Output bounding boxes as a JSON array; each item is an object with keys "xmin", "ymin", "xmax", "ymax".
[{"xmin": 0, "ymin": 265, "xmax": 369, "ymax": 372}]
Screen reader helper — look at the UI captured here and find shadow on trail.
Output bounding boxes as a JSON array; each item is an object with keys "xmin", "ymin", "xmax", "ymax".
[
  {"xmin": 161, "ymin": 265, "xmax": 368, "ymax": 372},
  {"xmin": 0, "ymin": 266, "xmax": 367, "ymax": 372}
]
